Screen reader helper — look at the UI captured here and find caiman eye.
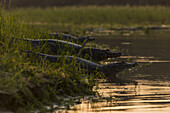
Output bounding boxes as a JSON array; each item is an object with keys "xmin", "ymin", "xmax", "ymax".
[{"xmin": 121, "ymin": 61, "xmax": 125, "ymax": 63}]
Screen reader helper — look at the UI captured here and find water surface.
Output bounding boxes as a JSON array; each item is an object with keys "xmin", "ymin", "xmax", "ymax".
[{"xmin": 65, "ymin": 31, "xmax": 170, "ymax": 113}]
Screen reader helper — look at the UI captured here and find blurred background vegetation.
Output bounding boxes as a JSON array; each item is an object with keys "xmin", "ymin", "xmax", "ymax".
[
  {"xmin": 1, "ymin": 0, "xmax": 169, "ymax": 33},
  {"xmin": 1, "ymin": 0, "xmax": 170, "ymax": 8}
]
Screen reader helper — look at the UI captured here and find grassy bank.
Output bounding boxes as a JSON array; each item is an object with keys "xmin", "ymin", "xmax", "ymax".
[
  {"xmin": 1, "ymin": 5, "xmax": 170, "ymax": 112},
  {"xmin": 0, "ymin": 9, "xmax": 97, "ymax": 112},
  {"xmin": 8, "ymin": 6, "xmax": 170, "ymax": 33}
]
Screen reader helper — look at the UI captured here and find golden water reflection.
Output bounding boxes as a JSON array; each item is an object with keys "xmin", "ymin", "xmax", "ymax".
[
  {"xmin": 64, "ymin": 33, "xmax": 170, "ymax": 113},
  {"xmin": 67, "ymin": 80, "xmax": 170, "ymax": 113}
]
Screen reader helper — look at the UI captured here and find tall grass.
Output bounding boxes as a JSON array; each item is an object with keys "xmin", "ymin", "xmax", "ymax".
[
  {"xmin": 8, "ymin": 6, "xmax": 170, "ymax": 32},
  {"xmin": 0, "ymin": 8, "xmax": 97, "ymax": 112}
]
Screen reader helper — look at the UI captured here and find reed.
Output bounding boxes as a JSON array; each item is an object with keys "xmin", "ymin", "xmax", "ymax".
[{"xmin": 0, "ymin": 9, "xmax": 96, "ymax": 112}]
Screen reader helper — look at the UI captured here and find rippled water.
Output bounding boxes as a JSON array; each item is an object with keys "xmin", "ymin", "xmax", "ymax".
[
  {"xmin": 64, "ymin": 31, "xmax": 170, "ymax": 113},
  {"xmin": 65, "ymin": 81, "xmax": 170, "ymax": 113}
]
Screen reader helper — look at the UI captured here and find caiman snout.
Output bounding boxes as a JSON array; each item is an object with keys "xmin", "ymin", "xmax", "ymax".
[
  {"xmin": 87, "ymin": 36, "xmax": 95, "ymax": 41},
  {"xmin": 132, "ymin": 62, "xmax": 138, "ymax": 67},
  {"xmin": 116, "ymin": 52, "xmax": 122, "ymax": 57},
  {"xmin": 100, "ymin": 61, "xmax": 138, "ymax": 77},
  {"xmin": 78, "ymin": 36, "xmax": 95, "ymax": 43},
  {"xmin": 120, "ymin": 61, "xmax": 138, "ymax": 68},
  {"xmin": 107, "ymin": 51, "xmax": 122, "ymax": 57}
]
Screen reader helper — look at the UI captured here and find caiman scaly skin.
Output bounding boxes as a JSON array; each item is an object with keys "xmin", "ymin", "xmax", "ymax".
[
  {"xmin": 47, "ymin": 33, "xmax": 95, "ymax": 44},
  {"xmin": 23, "ymin": 51, "xmax": 137, "ymax": 84},
  {"xmin": 15, "ymin": 38, "xmax": 122, "ymax": 61}
]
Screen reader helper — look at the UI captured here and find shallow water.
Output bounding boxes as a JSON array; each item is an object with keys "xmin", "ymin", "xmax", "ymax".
[{"xmin": 64, "ymin": 31, "xmax": 170, "ymax": 113}]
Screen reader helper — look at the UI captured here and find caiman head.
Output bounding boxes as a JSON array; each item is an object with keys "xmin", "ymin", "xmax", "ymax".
[
  {"xmin": 100, "ymin": 61, "xmax": 138, "ymax": 77},
  {"xmin": 91, "ymin": 49, "xmax": 122, "ymax": 61},
  {"xmin": 78, "ymin": 36, "xmax": 95, "ymax": 43}
]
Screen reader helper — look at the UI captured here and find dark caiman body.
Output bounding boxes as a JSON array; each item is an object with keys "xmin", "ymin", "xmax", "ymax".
[
  {"xmin": 16, "ymin": 38, "xmax": 122, "ymax": 61},
  {"xmin": 23, "ymin": 51, "xmax": 137, "ymax": 84},
  {"xmin": 47, "ymin": 33, "xmax": 95, "ymax": 44}
]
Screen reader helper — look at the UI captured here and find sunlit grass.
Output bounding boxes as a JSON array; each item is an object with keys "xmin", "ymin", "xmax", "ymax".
[
  {"xmin": 0, "ymin": 9, "xmax": 97, "ymax": 112},
  {"xmin": 1, "ymin": 5, "xmax": 170, "ymax": 112}
]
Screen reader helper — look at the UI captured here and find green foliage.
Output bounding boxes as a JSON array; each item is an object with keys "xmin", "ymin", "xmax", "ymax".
[{"xmin": 0, "ymin": 9, "xmax": 97, "ymax": 112}]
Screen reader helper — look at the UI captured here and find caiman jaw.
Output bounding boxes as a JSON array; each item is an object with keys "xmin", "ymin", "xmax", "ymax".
[
  {"xmin": 116, "ymin": 62, "xmax": 138, "ymax": 72},
  {"xmin": 107, "ymin": 52, "xmax": 122, "ymax": 57},
  {"xmin": 100, "ymin": 62, "xmax": 138, "ymax": 77}
]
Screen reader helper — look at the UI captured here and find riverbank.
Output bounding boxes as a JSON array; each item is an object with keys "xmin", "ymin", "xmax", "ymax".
[
  {"xmin": 1, "ymin": 5, "xmax": 170, "ymax": 112},
  {"xmin": 0, "ymin": 10, "xmax": 97, "ymax": 112}
]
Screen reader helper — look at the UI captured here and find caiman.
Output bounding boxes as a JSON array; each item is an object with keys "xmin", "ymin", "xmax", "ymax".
[
  {"xmin": 12, "ymin": 38, "xmax": 122, "ymax": 61},
  {"xmin": 23, "ymin": 51, "xmax": 137, "ymax": 84},
  {"xmin": 47, "ymin": 33, "xmax": 95, "ymax": 44}
]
